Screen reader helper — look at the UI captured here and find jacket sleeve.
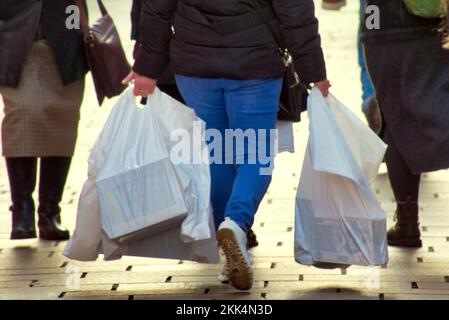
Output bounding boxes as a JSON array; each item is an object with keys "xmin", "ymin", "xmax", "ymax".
[
  {"xmin": 272, "ymin": 0, "xmax": 327, "ymax": 84},
  {"xmin": 130, "ymin": 0, "xmax": 141, "ymax": 41},
  {"xmin": 132, "ymin": 0, "xmax": 177, "ymax": 79}
]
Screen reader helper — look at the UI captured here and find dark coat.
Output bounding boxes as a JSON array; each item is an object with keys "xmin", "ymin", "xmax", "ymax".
[
  {"xmin": 133, "ymin": 0, "xmax": 326, "ymax": 85},
  {"xmin": 131, "ymin": 0, "xmax": 180, "ymax": 88},
  {"xmin": 362, "ymin": 1, "xmax": 449, "ymax": 173},
  {"xmin": 361, "ymin": 0, "xmax": 442, "ymax": 44},
  {"xmin": 0, "ymin": 0, "xmax": 89, "ymax": 87}
]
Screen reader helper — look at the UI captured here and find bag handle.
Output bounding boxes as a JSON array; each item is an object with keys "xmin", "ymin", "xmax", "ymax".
[
  {"xmin": 73, "ymin": 0, "xmax": 109, "ymax": 37},
  {"xmin": 251, "ymin": 1, "xmax": 286, "ymax": 58},
  {"xmin": 252, "ymin": 0, "xmax": 310, "ymax": 90}
]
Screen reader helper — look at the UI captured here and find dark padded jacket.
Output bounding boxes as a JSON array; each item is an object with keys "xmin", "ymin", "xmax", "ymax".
[
  {"xmin": 361, "ymin": 0, "xmax": 442, "ymax": 44},
  {"xmin": 133, "ymin": 0, "xmax": 326, "ymax": 85},
  {"xmin": 0, "ymin": 0, "xmax": 88, "ymax": 87},
  {"xmin": 131, "ymin": 0, "xmax": 142, "ymax": 41}
]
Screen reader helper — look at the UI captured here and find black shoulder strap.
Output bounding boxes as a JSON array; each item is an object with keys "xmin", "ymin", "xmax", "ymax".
[
  {"xmin": 74, "ymin": 0, "xmax": 108, "ymax": 37},
  {"xmin": 252, "ymin": 0, "xmax": 284, "ymax": 54}
]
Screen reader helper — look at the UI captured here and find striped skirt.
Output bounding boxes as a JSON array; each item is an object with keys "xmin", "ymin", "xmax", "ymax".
[{"xmin": 0, "ymin": 40, "xmax": 85, "ymax": 157}]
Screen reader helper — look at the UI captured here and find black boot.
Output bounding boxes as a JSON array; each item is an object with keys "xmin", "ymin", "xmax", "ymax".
[
  {"xmin": 5, "ymin": 157, "xmax": 38, "ymax": 240},
  {"xmin": 247, "ymin": 229, "xmax": 259, "ymax": 249},
  {"xmin": 387, "ymin": 197, "xmax": 422, "ymax": 247},
  {"xmin": 37, "ymin": 157, "xmax": 71, "ymax": 241}
]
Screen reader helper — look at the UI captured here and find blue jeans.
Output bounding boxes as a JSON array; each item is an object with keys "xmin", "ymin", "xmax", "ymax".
[
  {"xmin": 359, "ymin": 0, "xmax": 375, "ymax": 111},
  {"xmin": 175, "ymin": 76, "xmax": 282, "ymax": 233}
]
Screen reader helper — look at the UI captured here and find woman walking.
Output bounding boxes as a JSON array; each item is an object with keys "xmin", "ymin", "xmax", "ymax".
[
  {"xmin": 130, "ymin": 0, "xmax": 260, "ymax": 249},
  {"xmin": 0, "ymin": 1, "xmax": 88, "ymax": 240},
  {"xmin": 362, "ymin": 1, "xmax": 449, "ymax": 248},
  {"xmin": 124, "ymin": 0, "xmax": 329, "ymax": 290}
]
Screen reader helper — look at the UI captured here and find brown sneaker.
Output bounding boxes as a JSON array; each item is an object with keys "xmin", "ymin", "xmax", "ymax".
[{"xmin": 217, "ymin": 218, "xmax": 253, "ymax": 290}]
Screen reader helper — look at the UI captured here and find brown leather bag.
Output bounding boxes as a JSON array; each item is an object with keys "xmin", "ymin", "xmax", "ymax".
[{"xmin": 74, "ymin": 0, "xmax": 131, "ymax": 105}]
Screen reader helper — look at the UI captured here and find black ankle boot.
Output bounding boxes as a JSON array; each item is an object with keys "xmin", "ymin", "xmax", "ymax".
[
  {"xmin": 38, "ymin": 157, "xmax": 71, "ymax": 241},
  {"xmin": 10, "ymin": 202, "xmax": 37, "ymax": 239},
  {"xmin": 38, "ymin": 203, "xmax": 70, "ymax": 240},
  {"xmin": 247, "ymin": 229, "xmax": 259, "ymax": 249},
  {"xmin": 5, "ymin": 157, "xmax": 38, "ymax": 240},
  {"xmin": 387, "ymin": 198, "xmax": 422, "ymax": 247}
]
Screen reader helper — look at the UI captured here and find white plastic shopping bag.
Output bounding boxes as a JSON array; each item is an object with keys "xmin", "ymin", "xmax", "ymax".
[
  {"xmin": 95, "ymin": 91, "xmax": 189, "ymax": 241},
  {"xmin": 64, "ymin": 88, "xmax": 219, "ymax": 263},
  {"xmin": 295, "ymin": 88, "xmax": 389, "ymax": 267}
]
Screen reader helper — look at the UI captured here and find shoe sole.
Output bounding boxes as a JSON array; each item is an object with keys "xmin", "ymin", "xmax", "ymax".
[
  {"xmin": 388, "ymin": 238, "xmax": 422, "ymax": 248},
  {"xmin": 322, "ymin": 1, "xmax": 347, "ymax": 10},
  {"xmin": 10, "ymin": 232, "xmax": 37, "ymax": 240},
  {"xmin": 217, "ymin": 228, "xmax": 253, "ymax": 291},
  {"xmin": 39, "ymin": 230, "xmax": 70, "ymax": 241}
]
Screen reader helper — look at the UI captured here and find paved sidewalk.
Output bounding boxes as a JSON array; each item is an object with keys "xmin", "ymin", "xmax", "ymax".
[{"xmin": 0, "ymin": 1, "xmax": 448, "ymax": 300}]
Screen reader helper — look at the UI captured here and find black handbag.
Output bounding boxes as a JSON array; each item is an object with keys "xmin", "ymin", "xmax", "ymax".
[{"xmin": 253, "ymin": 1, "xmax": 309, "ymax": 122}]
